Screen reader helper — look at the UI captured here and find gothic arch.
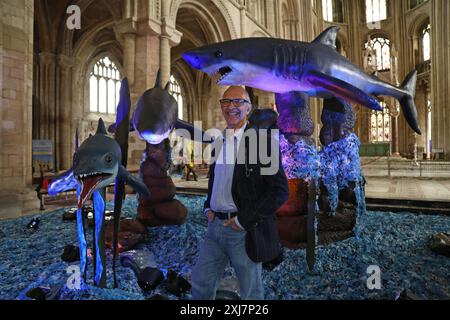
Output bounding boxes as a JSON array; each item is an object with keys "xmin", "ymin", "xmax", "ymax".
[
  {"xmin": 34, "ymin": 0, "xmax": 52, "ymax": 52},
  {"xmin": 59, "ymin": 0, "xmax": 121, "ymax": 56},
  {"xmin": 170, "ymin": 0, "xmax": 238, "ymax": 39},
  {"xmin": 407, "ymin": 13, "xmax": 430, "ymax": 37},
  {"xmin": 362, "ymin": 31, "xmax": 392, "ymax": 51}
]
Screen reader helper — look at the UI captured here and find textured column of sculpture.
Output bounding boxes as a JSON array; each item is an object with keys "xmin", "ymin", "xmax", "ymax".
[
  {"xmin": 276, "ymin": 92, "xmax": 319, "ymax": 249},
  {"xmin": 276, "ymin": 94, "xmax": 366, "ymax": 248},
  {"xmin": 137, "ymin": 140, "xmax": 187, "ymax": 226},
  {"xmin": 318, "ymin": 98, "xmax": 365, "ymax": 239}
]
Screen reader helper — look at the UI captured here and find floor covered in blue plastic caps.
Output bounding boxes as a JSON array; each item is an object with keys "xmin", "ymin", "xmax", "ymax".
[{"xmin": 0, "ymin": 195, "xmax": 448, "ymax": 300}]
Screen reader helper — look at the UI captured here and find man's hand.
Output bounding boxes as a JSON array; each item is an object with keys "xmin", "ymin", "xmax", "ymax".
[
  {"xmin": 206, "ymin": 210, "xmax": 215, "ymax": 223},
  {"xmin": 223, "ymin": 218, "xmax": 243, "ymax": 232}
]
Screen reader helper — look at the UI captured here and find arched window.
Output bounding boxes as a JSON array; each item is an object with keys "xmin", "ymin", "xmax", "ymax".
[
  {"xmin": 365, "ymin": 0, "xmax": 387, "ymax": 23},
  {"xmin": 322, "ymin": 0, "xmax": 344, "ymax": 23},
  {"xmin": 168, "ymin": 75, "xmax": 183, "ymax": 120},
  {"xmin": 365, "ymin": 37, "xmax": 391, "ymax": 71},
  {"xmin": 370, "ymin": 101, "xmax": 391, "ymax": 143},
  {"xmin": 89, "ymin": 57, "xmax": 121, "ymax": 114},
  {"xmin": 422, "ymin": 23, "xmax": 431, "ymax": 61}
]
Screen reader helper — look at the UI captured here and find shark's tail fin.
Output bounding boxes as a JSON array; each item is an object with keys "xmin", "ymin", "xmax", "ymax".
[{"xmin": 399, "ymin": 70, "xmax": 421, "ymax": 135}]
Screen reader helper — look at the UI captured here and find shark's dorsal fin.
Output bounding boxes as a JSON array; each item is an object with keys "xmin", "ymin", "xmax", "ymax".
[
  {"xmin": 154, "ymin": 69, "xmax": 162, "ymax": 88},
  {"xmin": 96, "ymin": 118, "xmax": 108, "ymax": 135},
  {"xmin": 312, "ymin": 26, "xmax": 340, "ymax": 50},
  {"xmin": 164, "ymin": 81, "xmax": 171, "ymax": 92},
  {"xmin": 75, "ymin": 128, "xmax": 79, "ymax": 152}
]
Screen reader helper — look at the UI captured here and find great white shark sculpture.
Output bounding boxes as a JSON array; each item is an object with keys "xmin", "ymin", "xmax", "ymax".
[{"xmin": 182, "ymin": 26, "xmax": 421, "ymax": 135}]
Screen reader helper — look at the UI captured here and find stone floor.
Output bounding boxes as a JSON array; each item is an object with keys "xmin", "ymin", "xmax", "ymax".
[
  {"xmin": 173, "ymin": 176, "xmax": 450, "ymax": 203},
  {"xmin": 10, "ymin": 168, "xmax": 450, "ymax": 221}
]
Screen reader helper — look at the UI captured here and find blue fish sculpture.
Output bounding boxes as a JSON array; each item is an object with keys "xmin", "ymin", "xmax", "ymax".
[{"xmin": 49, "ymin": 80, "xmax": 149, "ymax": 288}]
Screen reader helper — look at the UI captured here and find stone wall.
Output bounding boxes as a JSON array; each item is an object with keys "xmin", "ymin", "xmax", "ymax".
[{"xmin": 0, "ymin": 0, "xmax": 39, "ymax": 219}]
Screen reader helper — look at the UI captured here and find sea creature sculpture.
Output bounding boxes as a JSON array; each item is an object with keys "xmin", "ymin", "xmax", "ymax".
[
  {"xmin": 182, "ymin": 26, "xmax": 421, "ymax": 134},
  {"xmin": 109, "ymin": 71, "xmax": 210, "ymax": 144},
  {"xmin": 49, "ymin": 79, "xmax": 149, "ymax": 288},
  {"xmin": 108, "ymin": 71, "xmax": 211, "ymax": 229}
]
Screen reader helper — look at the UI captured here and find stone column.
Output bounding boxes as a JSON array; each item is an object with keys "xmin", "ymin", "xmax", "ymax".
[
  {"xmin": 265, "ymin": 0, "xmax": 276, "ymax": 34},
  {"xmin": 57, "ymin": 55, "xmax": 74, "ymax": 170},
  {"xmin": 0, "ymin": 0, "xmax": 39, "ymax": 219},
  {"xmin": 123, "ymin": 33, "xmax": 136, "ymax": 86},
  {"xmin": 391, "ymin": 105, "xmax": 401, "ymax": 157},
  {"xmin": 38, "ymin": 52, "xmax": 54, "ymax": 140},
  {"xmin": 159, "ymin": 33, "xmax": 171, "ymax": 87},
  {"xmin": 431, "ymin": 0, "xmax": 450, "ymax": 160},
  {"xmin": 240, "ymin": 1, "xmax": 246, "ymax": 37}
]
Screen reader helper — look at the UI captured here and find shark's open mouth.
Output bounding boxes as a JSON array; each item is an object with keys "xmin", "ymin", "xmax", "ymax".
[
  {"xmin": 77, "ymin": 172, "xmax": 112, "ymax": 209},
  {"xmin": 216, "ymin": 66, "xmax": 233, "ymax": 83}
]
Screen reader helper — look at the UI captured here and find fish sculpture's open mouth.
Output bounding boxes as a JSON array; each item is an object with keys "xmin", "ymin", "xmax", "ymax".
[
  {"xmin": 215, "ymin": 66, "xmax": 232, "ymax": 83},
  {"xmin": 77, "ymin": 172, "xmax": 112, "ymax": 209}
]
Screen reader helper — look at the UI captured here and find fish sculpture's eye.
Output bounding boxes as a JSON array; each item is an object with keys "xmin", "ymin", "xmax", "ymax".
[
  {"xmin": 215, "ymin": 50, "xmax": 223, "ymax": 58},
  {"xmin": 104, "ymin": 153, "xmax": 113, "ymax": 166}
]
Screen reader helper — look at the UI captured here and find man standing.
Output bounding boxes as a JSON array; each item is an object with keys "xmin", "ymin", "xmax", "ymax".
[{"xmin": 191, "ymin": 86, "xmax": 288, "ymax": 300}]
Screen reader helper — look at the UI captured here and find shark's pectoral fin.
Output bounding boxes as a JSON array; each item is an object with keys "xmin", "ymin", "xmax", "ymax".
[
  {"xmin": 304, "ymin": 70, "xmax": 382, "ymax": 111},
  {"xmin": 48, "ymin": 168, "xmax": 77, "ymax": 196},
  {"xmin": 119, "ymin": 166, "xmax": 150, "ymax": 198},
  {"xmin": 175, "ymin": 119, "xmax": 213, "ymax": 143},
  {"xmin": 108, "ymin": 122, "xmax": 135, "ymax": 134}
]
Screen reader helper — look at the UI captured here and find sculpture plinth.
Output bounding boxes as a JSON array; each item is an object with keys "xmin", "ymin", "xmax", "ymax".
[
  {"xmin": 137, "ymin": 140, "xmax": 187, "ymax": 226},
  {"xmin": 276, "ymin": 95, "xmax": 363, "ymax": 250}
]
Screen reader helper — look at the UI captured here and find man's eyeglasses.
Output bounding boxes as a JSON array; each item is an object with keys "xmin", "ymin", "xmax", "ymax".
[{"xmin": 220, "ymin": 98, "xmax": 251, "ymax": 108}]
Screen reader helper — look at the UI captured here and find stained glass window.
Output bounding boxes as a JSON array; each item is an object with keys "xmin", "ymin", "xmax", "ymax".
[
  {"xmin": 365, "ymin": 37, "xmax": 391, "ymax": 71},
  {"xmin": 89, "ymin": 57, "xmax": 121, "ymax": 114},
  {"xmin": 168, "ymin": 75, "xmax": 183, "ymax": 120},
  {"xmin": 366, "ymin": 0, "xmax": 387, "ymax": 23},
  {"xmin": 370, "ymin": 102, "xmax": 391, "ymax": 143}
]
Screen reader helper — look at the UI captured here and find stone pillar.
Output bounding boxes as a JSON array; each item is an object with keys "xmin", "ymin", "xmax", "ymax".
[
  {"xmin": 0, "ymin": 0, "xmax": 39, "ymax": 219},
  {"xmin": 57, "ymin": 55, "xmax": 74, "ymax": 170},
  {"xmin": 391, "ymin": 114, "xmax": 400, "ymax": 156},
  {"xmin": 265, "ymin": 0, "xmax": 276, "ymax": 34},
  {"xmin": 37, "ymin": 52, "xmax": 55, "ymax": 140},
  {"xmin": 240, "ymin": 1, "xmax": 246, "ymax": 37},
  {"xmin": 431, "ymin": 0, "xmax": 450, "ymax": 160},
  {"xmin": 114, "ymin": 18, "xmax": 137, "ymax": 100},
  {"xmin": 123, "ymin": 33, "xmax": 136, "ymax": 86},
  {"xmin": 159, "ymin": 34, "xmax": 171, "ymax": 87}
]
